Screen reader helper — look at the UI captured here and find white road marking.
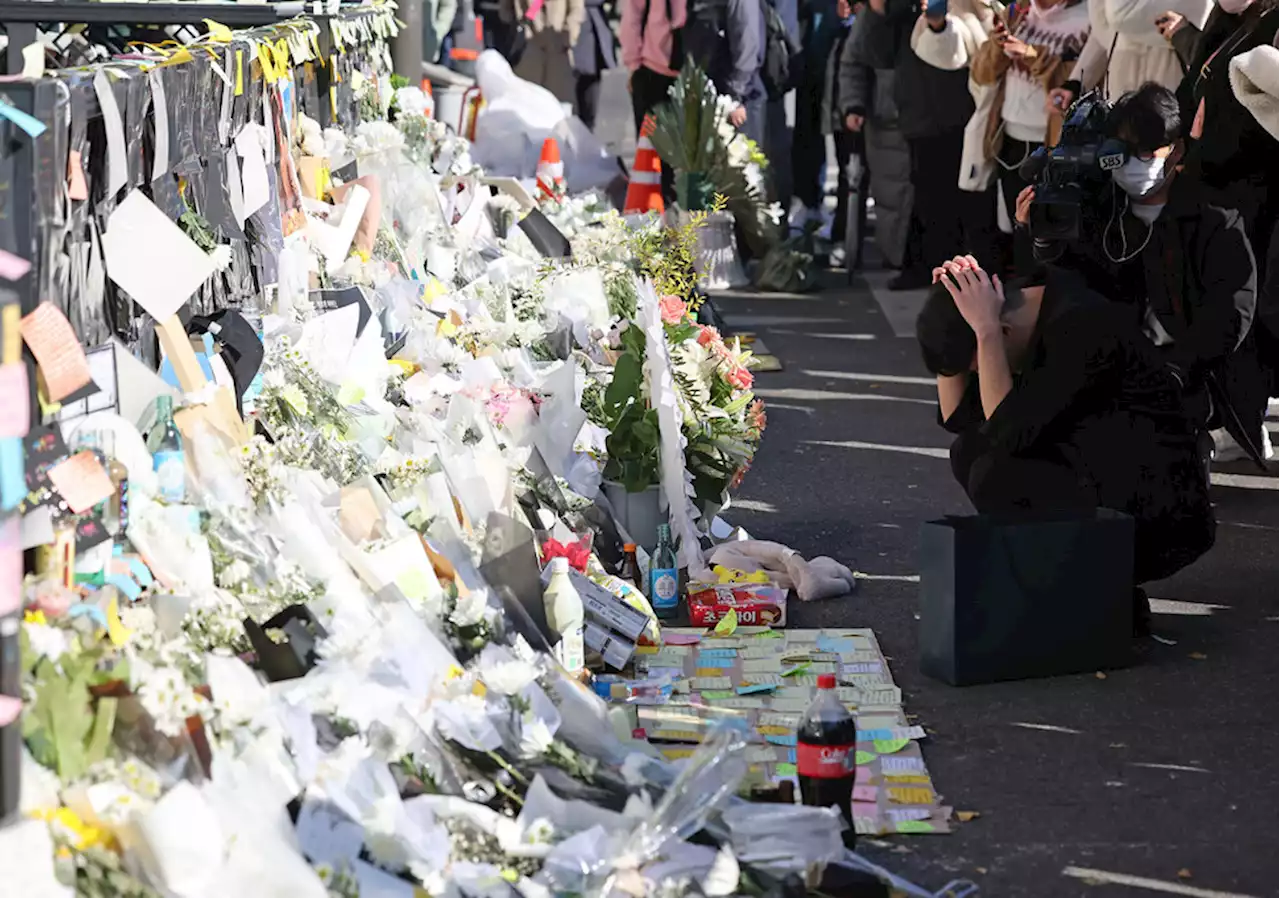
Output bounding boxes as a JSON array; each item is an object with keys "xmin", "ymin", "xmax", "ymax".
[
  {"xmin": 1148, "ymin": 599, "xmax": 1230, "ymax": 616},
  {"xmin": 1210, "ymin": 472, "xmax": 1278, "ymax": 490},
  {"xmin": 1061, "ymin": 867, "xmax": 1256, "ymax": 898},
  {"xmin": 729, "ymin": 499, "xmax": 777, "ymax": 514},
  {"xmin": 805, "ymin": 333, "xmax": 879, "ymax": 341},
  {"xmin": 756, "ymin": 401, "xmax": 816, "ymax": 415},
  {"xmin": 1128, "ymin": 762, "xmax": 1210, "ymax": 773},
  {"xmin": 1011, "ymin": 722, "xmax": 1082, "ymax": 734},
  {"xmin": 805, "ymin": 439, "xmax": 949, "ymax": 459},
  {"xmin": 756, "ymin": 389, "xmax": 934, "ymax": 405},
  {"xmin": 803, "ymin": 369, "xmax": 936, "ymax": 386},
  {"xmin": 852, "ymin": 572, "xmax": 920, "ymax": 582}
]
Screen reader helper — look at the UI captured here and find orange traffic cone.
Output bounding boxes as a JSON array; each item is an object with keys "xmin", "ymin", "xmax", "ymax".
[
  {"xmin": 536, "ymin": 137, "xmax": 565, "ymax": 202},
  {"xmin": 624, "ymin": 116, "xmax": 664, "ymax": 215}
]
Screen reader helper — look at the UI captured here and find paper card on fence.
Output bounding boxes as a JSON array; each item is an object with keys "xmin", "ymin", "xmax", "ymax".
[
  {"xmin": 92, "ymin": 70, "xmax": 127, "ymax": 196},
  {"xmin": 742, "ymin": 657, "xmax": 783, "ymax": 674},
  {"xmin": 102, "ymin": 191, "xmax": 218, "ymax": 321},
  {"xmin": 47, "ymin": 451, "xmax": 114, "ymax": 514},
  {"xmin": 21, "ymin": 303, "xmax": 94, "ymax": 401}
]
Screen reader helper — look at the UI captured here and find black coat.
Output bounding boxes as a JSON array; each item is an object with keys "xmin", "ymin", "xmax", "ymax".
[{"xmin": 941, "ymin": 269, "xmax": 1215, "ymax": 583}]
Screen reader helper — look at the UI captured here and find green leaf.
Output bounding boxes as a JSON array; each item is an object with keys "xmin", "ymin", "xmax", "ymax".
[{"xmin": 86, "ymin": 697, "xmax": 117, "ymax": 768}]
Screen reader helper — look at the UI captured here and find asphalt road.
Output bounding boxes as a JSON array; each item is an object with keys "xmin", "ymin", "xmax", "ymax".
[{"xmin": 711, "ymin": 272, "xmax": 1280, "ymax": 898}]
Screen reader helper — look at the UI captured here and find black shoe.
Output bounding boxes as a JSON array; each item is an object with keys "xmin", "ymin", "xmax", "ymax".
[
  {"xmin": 1132, "ymin": 586, "xmax": 1151, "ymax": 638},
  {"xmin": 888, "ymin": 269, "xmax": 931, "ymax": 291}
]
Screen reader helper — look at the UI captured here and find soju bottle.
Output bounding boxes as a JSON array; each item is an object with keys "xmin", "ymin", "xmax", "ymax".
[
  {"xmin": 650, "ymin": 524, "xmax": 680, "ymax": 619},
  {"xmin": 149, "ymin": 395, "xmax": 186, "ymax": 504}
]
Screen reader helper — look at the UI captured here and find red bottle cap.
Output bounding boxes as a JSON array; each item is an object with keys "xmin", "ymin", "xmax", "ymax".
[{"xmin": 817, "ymin": 674, "xmax": 836, "ymax": 689}]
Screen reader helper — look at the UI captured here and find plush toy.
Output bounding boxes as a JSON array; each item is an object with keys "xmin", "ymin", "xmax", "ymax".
[{"xmin": 707, "ymin": 540, "xmax": 857, "ymax": 601}]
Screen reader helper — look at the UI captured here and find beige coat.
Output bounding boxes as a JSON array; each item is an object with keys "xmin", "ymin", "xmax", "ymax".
[
  {"xmin": 503, "ymin": 0, "xmax": 586, "ymax": 103},
  {"xmin": 1070, "ymin": 0, "xmax": 1214, "ymax": 100}
]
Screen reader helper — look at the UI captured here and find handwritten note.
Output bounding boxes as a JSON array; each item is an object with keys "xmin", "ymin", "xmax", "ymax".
[
  {"xmin": 47, "ymin": 451, "xmax": 115, "ymax": 514},
  {"xmin": 691, "ymin": 677, "xmax": 732, "ymax": 691},
  {"xmin": 887, "ymin": 786, "xmax": 935, "ymax": 805},
  {"xmin": 0, "ymin": 365, "xmax": 29, "ymax": 438},
  {"xmin": 21, "ymin": 303, "xmax": 93, "ymax": 401}
]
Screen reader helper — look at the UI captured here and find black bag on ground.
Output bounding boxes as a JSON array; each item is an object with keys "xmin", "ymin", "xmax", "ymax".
[{"xmin": 919, "ymin": 510, "xmax": 1134, "ymax": 686}]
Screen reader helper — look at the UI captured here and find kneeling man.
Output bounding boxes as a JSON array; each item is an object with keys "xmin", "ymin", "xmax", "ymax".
[{"xmin": 917, "ymin": 257, "xmax": 1215, "ymax": 628}]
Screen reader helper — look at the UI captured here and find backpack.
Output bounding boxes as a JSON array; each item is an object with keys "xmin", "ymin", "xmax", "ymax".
[{"xmin": 760, "ymin": 0, "xmax": 802, "ymax": 100}]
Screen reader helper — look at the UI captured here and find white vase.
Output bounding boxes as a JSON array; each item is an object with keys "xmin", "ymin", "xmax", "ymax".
[
  {"xmin": 692, "ymin": 210, "xmax": 748, "ymax": 290},
  {"xmin": 602, "ymin": 481, "xmax": 666, "ymax": 553}
]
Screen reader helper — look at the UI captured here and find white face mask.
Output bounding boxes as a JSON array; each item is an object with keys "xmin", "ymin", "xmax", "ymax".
[
  {"xmin": 1218, "ymin": 0, "xmax": 1253, "ymax": 13},
  {"xmin": 1112, "ymin": 155, "xmax": 1167, "ymax": 198}
]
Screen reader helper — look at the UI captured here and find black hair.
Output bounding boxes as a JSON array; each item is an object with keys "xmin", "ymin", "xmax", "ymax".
[
  {"xmin": 916, "ymin": 281, "xmax": 976, "ymax": 377},
  {"xmin": 1108, "ymin": 82, "xmax": 1181, "ymax": 153}
]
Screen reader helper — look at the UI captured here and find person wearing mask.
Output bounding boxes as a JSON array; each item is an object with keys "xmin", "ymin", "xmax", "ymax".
[
  {"xmin": 1048, "ymin": 0, "xmax": 1213, "ymax": 111},
  {"xmin": 573, "ymin": 0, "xmax": 619, "ymax": 128},
  {"xmin": 918, "ymin": 256, "xmax": 1216, "ymax": 634},
  {"xmin": 1015, "ymin": 83, "xmax": 1262, "ymax": 463},
  {"xmin": 970, "ymin": 0, "xmax": 1091, "ymax": 274},
  {"xmin": 505, "ymin": 0, "xmax": 586, "ymax": 103}
]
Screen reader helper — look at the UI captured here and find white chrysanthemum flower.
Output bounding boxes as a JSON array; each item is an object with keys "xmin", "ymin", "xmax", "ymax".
[
  {"xmin": 216, "ymin": 559, "xmax": 252, "ymax": 589},
  {"xmin": 524, "ymin": 817, "xmax": 556, "ymax": 845},
  {"xmin": 449, "ymin": 587, "xmax": 488, "ymax": 628},
  {"xmin": 479, "ymin": 658, "xmax": 538, "ymax": 696},
  {"xmin": 24, "ymin": 621, "xmax": 71, "ymax": 661},
  {"xmin": 518, "ymin": 716, "xmax": 554, "ymax": 758}
]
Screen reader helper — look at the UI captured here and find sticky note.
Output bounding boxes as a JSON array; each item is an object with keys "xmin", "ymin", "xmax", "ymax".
[
  {"xmin": 719, "ymin": 696, "xmax": 765, "ymax": 709},
  {"xmin": 753, "ymin": 629, "xmax": 784, "ymax": 639},
  {"xmin": 105, "ymin": 595, "xmax": 132, "ymax": 646},
  {"xmin": 742, "ymin": 658, "xmax": 783, "ymax": 674},
  {"xmin": 884, "ymin": 774, "xmax": 931, "ymax": 785},
  {"xmin": 66, "ymin": 150, "xmax": 89, "ymax": 202},
  {"xmin": 855, "ymin": 750, "xmax": 877, "ymax": 766},
  {"xmin": 47, "ymin": 451, "xmax": 115, "ymax": 514},
  {"xmin": 816, "ymin": 636, "xmax": 856, "ymax": 654},
  {"xmin": 0, "ymin": 439, "xmax": 23, "ymax": 511},
  {"xmin": 692, "ymin": 677, "xmax": 732, "ymax": 691},
  {"xmin": 698, "ymin": 690, "xmax": 735, "ymax": 700},
  {"xmin": 0, "ymin": 366, "xmax": 29, "ymax": 440},
  {"xmin": 887, "ymin": 786, "xmax": 935, "ymax": 805},
  {"xmin": 713, "ymin": 608, "xmax": 738, "ymax": 636},
  {"xmin": 695, "ymin": 667, "xmax": 728, "ymax": 677},
  {"xmin": 695, "ymin": 656, "xmax": 735, "ymax": 669},
  {"xmin": 881, "ymin": 756, "xmax": 926, "ymax": 773},
  {"xmin": 698, "ymin": 647, "xmax": 737, "ymax": 657},
  {"xmin": 0, "ymin": 99, "xmax": 46, "ymax": 138},
  {"xmin": 756, "ymin": 725, "xmax": 790, "ymax": 736},
  {"xmin": 102, "ymin": 191, "xmax": 219, "ymax": 322},
  {"xmin": 852, "ymin": 785, "xmax": 878, "ymax": 802},
  {"xmin": 663, "ymin": 632, "xmax": 701, "ymax": 645},
  {"xmin": 895, "ymin": 821, "xmax": 935, "ymax": 834},
  {"xmin": 104, "ymin": 574, "xmax": 142, "ymax": 603},
  {"xmin": 735, "ymin": 683, "xmax": 776, "ymax": 696},
  {"xmin": 234, "ymin": 49, "xmax": 245, "ymax": 95},
  {"xmin": 20, "ymin": 303, "xmax": 93, "ymax": 402},
  {"xmin": 781, "ymin": 662, "xmax": 810, "ymax": 677},
  {"xmin": 775, "ymin": 762, "xmax": 797, "ymax": 777},
  {"xmin": 873, "ymin": 738, "xmax": 911, "ymax": 755},
  {"xmin": 764, "ymin": 734, "xmax": 796, "ymax": 747}
]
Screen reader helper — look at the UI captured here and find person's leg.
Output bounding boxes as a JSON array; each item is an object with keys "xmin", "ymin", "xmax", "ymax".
[
  {"xmin": 831, "ymin": 131, "xmax": 852, "ymax": 244},
  {"xmin": 631, "ymin": 68, "xmax": 678, "ymax": 203},
  {"xmin": 965, "ymin": 449, "xmax": 1098, "ymax": 515},
  {"xmin": 575, "ymin": 72, "xmax": 602, "ymax": 130},
  {"xmin": 997, "ymin": 136, "xmax": 1038, "ymax": 275},
  {"xmin": 792, "ymin": 86, "xmax": 826, "ymax": 211},
  {"xmin": 764, "ymin": 97, "xmax": 794, "ymax": 214}
]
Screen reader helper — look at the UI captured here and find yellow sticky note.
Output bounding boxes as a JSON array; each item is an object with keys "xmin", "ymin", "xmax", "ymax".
[
  {"xmin": 886, "ymin": 786, "xmax": 935, "ymax": 805},
  {"xmin": 713, "ymin": 608, "xmax": 738, "ymax": 637},
  {"xmin": 202, "ymin": 19, "xmax": 234, "ymax": 42},
  {"xmin": 257, "ymin": 45, "xmax": 276, "ymax": 82},
  {"xmin": 635, "ymin": 645, "xmax": 659, "ymax": 655},
  {"xmin": 234, "ymin": 49, "xmax": 244, "ymax": 96},
  {"xmin": 756, "ymin": 725, "xmax": 791, "ymax": 737},
  {"xmin": 329, "ymin": 85, "xmax": 337, "ymax": 119},
  {"xmin": 396, "ymin": 568, "xmax": 431, "ymax": 602},
  {"xmin": 105, "ymin": 596, "xmax": 131, "ymax": 647},
  {"xmin": 2, "ymin": 304, "xmax": 20, "ymax": 363},
  {"xmin": 436, "ymin": 317, "xmax": 458, "ymax": 338},
  {"xmin": 885, "ymin": 774, "xmax": 931, "ymax": 785},
  {"xmin": 422, "ymin": 278, "xmax": 448, "ymax": 302},
  {"xmin": 337, "ymin": 381, "xmax": 365, "ymax": 406},
  {"xmin": 330, "ymin": 55, "xmax": 340, "ymax": 81}
]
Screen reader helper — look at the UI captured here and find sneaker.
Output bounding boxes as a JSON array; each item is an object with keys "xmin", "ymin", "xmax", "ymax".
[
  {"xmin": 888, "ymin": 269, "xmax": 931, "ymax": 291},
  {"xmin": 829, "ymin": 245, "xmax": 847, "ymax": 268}
]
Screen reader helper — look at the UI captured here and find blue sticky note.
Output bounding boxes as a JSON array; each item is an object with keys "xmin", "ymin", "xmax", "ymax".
[
  {"xmin": 816, "ymin": 635, "xmax": 856, "ymax": 654},
  {"xmin": 765, "ymin": 734, "xmax": 797, "ymax": 747},
  {"xmin": 104, "ymin": 574, "xmax": 143, "ymax": 603},
  {"xmin": 736, "ymin": 683, "xmax": 777, "ymax": 695},
  {"xmin": 0, "ymin": 438, "xmax": 24, "ymax": 511},
  {"xmin": 68, "ymin": 603, "xmax": 107, "ymax": 628},
  {"xmin": 128, "ymin": 559, "xmax": 154, "ymax": 587},
  {"xmin": 787, "ymin": 748, "xmax": 796, "ymax": 763},
  {"xmin": 696, "ymin": 655, "xmax": 735, "ymax": 668},
  {"xmin": 698, "ymin": 648, "xmax": 738, "ymax": 658},
  {"xmin": 0, "ymin": 101, "xmax": 47, "ymax": 138},
  {"xmin": 857, "ymin": 728, "xmax": 892, "ymax": 741}
]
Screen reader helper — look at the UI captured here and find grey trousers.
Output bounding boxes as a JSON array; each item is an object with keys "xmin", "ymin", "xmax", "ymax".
[{"xmin": 864, "ymin": 119, "xmax": 913, "ymax": 268}]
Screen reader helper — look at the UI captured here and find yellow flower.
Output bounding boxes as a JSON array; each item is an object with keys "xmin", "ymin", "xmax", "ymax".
[
  {"xmin": 24, "ymin": 610, "xmax": 47, "ymax": 626},
  {"xmin": 37, "ymin": 807, "xmax": 110, "ymax": 850}
]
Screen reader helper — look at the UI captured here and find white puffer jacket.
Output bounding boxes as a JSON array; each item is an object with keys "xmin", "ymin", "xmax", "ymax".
[{"xmin": 1072, "ymin": 0, "xmax": 1214, "ymax": 100}]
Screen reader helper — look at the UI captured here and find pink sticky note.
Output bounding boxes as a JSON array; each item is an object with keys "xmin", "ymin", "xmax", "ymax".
[
  {"xmin": 47, "ymin": 451, "xmax": 115, "ymax": 514},
  {"xmin": 0, "ymin": 365, "xmax": 29, "ymax": 439},
  {"xmin": 856, "ymin": 766, "xmax": 873, "ymax": 783},
  {"xmin": 0, "ymin": 249, "xmax": 30, "ymax": 282},
  {"xmin": 663, "ymin": 633, "xmax": 702, "ymax": 645},
  {"xmin": 67, "ymin": 149, "xmax": 89, "ymax": 201},
  {"xmin": 0, "ymin": 695, "xmax": 21, "ymax": 727},
  {"xmin": 850, "ymin": 801, "xmax": 879, "ymax": 818},
  {"xmin": 852, "ymin": 785, "xmax": 879, "ymax": 802}
]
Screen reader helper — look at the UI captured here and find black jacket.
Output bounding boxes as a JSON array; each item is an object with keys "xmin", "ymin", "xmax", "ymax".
[{"xmin": 941, "ymin": 269, "xmax": 1214, "ymax": 583}]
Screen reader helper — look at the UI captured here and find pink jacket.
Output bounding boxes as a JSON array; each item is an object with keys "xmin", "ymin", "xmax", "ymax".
[{"xmin": 620, "ymin": 0, "xmax": 688, "ymax": 78}]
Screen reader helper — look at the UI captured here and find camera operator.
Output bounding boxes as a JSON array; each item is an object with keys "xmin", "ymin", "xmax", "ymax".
[
  {"xmin": 1015, "ymin": 83, "xmax": 1263, "ymax": 461},
  {"xmin": 917, "ymin": 256, "xmax": 1215, "ymax": 634}
]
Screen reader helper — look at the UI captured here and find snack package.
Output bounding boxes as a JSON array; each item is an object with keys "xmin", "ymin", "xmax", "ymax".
[{"xmin": 686, "ymin": 582, "xmax": 787, "ymax": 628}]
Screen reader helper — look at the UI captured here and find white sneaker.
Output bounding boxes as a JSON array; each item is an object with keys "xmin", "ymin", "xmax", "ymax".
[{"xmin": 829, "ymin": 245, "xmax": 847, "ymax": 268}]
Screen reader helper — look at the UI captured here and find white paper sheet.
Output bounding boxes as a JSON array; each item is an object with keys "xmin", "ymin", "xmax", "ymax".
[
  {"xmin": 92, "ymin": 70, "xmax": 128, "ymax": 197},
  {"xmin": 101, "ymin": 190, "xmax": 218, "ymax": 321},
  {"xmin": 235, "ymin": 124, "xmax": 271, "ymax": 217}
]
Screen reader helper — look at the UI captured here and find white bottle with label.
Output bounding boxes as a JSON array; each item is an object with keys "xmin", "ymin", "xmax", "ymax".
[{"xmin": 543, "ymin": 557, "xmax": 585, "ymax": 673}]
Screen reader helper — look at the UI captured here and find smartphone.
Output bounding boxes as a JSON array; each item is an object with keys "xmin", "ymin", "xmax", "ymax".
[{"xmin": 926, "ymin": 0, "xmax": 947, "ymax": 17}]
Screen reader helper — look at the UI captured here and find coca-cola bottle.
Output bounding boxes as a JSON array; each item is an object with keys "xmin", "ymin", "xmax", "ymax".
[{"xmin": 796, "ymin": 673, "xmax": 858, "ymax": 848}]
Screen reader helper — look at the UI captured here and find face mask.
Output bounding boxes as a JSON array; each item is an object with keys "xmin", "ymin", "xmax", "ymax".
[
  {"xmin": 1112, "ymin": 155, "xmax": 1167, "ymax": 198},
  {"xmin": 1218, "ymin": 0, "xmax": 1253, "ymax": 13}
]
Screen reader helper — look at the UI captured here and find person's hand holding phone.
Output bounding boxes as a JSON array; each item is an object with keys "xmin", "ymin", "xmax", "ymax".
[
  {"xmin": 846, "ymin": 112, "xmax": 865, "ymax": 132},
  {"xmin": 729, "ymin": 105, "xmax": 748, "ymax": 128},
  {"xmin": 1001, "ymin": 34, "xmax": 1036, "ymax": 59},
  {"xmin": 1045, "ymin": 87, "xmax": 1075, "ymax": 115},
  {"xmin": 1155, "ymin": 11, "xmax": 1186, "ymax": 39}
]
